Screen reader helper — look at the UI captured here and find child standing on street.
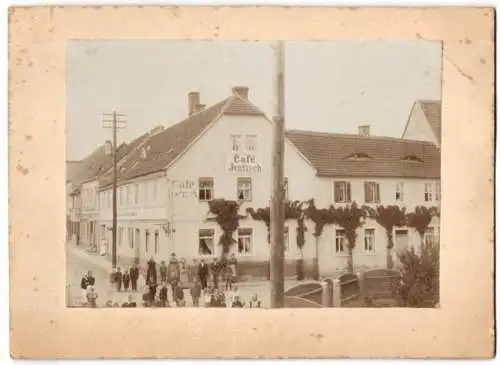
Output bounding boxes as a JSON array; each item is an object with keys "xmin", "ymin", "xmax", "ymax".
[
  {"xmin": 190, "ymin": 278, "xmax": 202, "ymax": 307},
  {"xmin": 86, "ymin": 286, "xmax": 98, "ymax": 308},
  {"xmin": 159, "ymin": 283, "xmax": 169, "ymax": 307},
  {"xmin": 115, "ymin": 267, "xmax": 123, "ymax": 292}
]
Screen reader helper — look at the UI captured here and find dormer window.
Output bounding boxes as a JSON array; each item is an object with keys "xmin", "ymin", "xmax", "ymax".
[
  {"xmin": 402, "ymin": 155, "xmax": 424, "ymax": 163},
  {"xmin": 345, "ymin": 152, "xmax": 372, "ymax": 161},
  {"xmin": 140, "ymin": 147, "xmax": 147, "ymax": 159}
]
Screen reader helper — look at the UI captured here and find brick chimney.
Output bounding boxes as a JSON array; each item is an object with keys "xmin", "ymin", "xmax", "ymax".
[
  {"xmin": 358, "ymin": 125, "xmax": 371, "ymax": 137},
  {"xmin": 188, "ymin": 91, "xmax": 200, "ymax": 116},
  {"xmin": 232, "ymin": 86, "xmax": 249, "ymax": 99}
]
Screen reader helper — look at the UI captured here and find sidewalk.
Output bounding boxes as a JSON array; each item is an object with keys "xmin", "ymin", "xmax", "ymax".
[{"xmin": 67, "ymin": 244, "xmax": 112, "ymax": 272}]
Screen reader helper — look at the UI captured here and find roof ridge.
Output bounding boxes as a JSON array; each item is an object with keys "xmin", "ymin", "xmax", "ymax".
[{"xmin": 285, "ymin": 128, "xmax": 436, "ymax": 145}]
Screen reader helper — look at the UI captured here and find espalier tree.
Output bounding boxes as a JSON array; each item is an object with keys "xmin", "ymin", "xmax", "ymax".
[
  {"xmin": 364, "ymin": 205, "xmax": 407, "ymax": 269},
  {"xmin": 206, "ymin": 199, "xmax": 246, "ymax": 259}
]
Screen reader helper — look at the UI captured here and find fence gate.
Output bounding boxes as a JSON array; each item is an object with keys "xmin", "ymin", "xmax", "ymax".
[
  {"xmin": 284, "ymin": 282, "xmax": 325, "ymax": 308},
  {"xmin": 362, "ymin": 269, "xmax": 401, "ymax": 306}
]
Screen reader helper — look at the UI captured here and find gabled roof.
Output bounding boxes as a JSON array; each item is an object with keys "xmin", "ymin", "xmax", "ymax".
[
  {"xmin": 99, "ymin": 93, "xmax": 265, "ymax": 187},
  {"xmin": 401, "ymin": 99, "xmax": 442, "ymax": 144},
  {"xmin": 285, "ymin": 130, "xmax": 440, "ymax": 179},
  {"xmin": 419, "ymin": 100, "xmax": 441, "ymax": 143}
]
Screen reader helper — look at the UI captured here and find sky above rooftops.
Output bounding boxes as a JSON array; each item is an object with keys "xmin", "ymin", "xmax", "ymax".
[{"xmin": 67, "ymin": 40, "xmax": 442, "ymax": 160}]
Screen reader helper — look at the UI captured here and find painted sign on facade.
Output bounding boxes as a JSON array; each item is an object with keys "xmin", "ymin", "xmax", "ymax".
[{"xmin": 226, "ymin": 153, "xmax": 263, "ymax": 173}]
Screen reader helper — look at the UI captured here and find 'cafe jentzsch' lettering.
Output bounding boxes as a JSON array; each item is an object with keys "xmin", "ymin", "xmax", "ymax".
[{"xmin": 228, "ymin": 153, "xmax": 262, "ymax": 173}]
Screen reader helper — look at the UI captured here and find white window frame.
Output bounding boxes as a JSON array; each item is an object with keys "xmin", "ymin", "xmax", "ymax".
[
  {"xmin": 237, "ymin": 228, "xmax": 253, "ymax": 256},
  {"xmin": 424, "ymin": 227, "xmax": 437, "ymax": 247},
  {"xmin": 152, "ymin": 180, "xmax": 158, "ymax": 201},
  {"xmin": 198, "ymin": 229, "xmax": 215, "ymax": 256},
  {"xmin": 145, "ymin": 229, "xmax": 150, "ymax": 253},
  {"xmin": 154, "ymin": 230, "xmax": 159, "ymax": 255},
  {"xmin": 198, "ymin": 178, "xmax": 214, "ymax": 202},
  {"xmin": 284, "ymin": 226, "xmax": 289, "ymax": 252},
  {"xmin": 333, "ymin": 181, "xmax": 351, "ymax": 203},
  {"xmin": 231, "ymin": 134, "xmax": 242, "ymax": 152},
  {"xmin": 396, "ymin": 182, "xmax": 404, "ymax": 202},
  {"xmin": 364, "ymin": 181, "xmax": 380, "ymax": 204},
  {"xmin": 128, "ymin": 227, "xmax": 134, "ymax": 248},
  {"xmin": 335, "ymin": 229, "xmax": 347, "ymax": 254},
  {"xmin": 424, "ymin": 183, "xmax": 434, "ymax": 202},
  {"xmin": 245, "ymin": 134, "xmax": 258, "ymax": 152},
  {"xmin": 363, "ymin": 228, "xmax": 376, "ymax": 253},
  {"xmin": 237, "ymin": 177, "xmax": 252, "ymax": 201},
  {"xmin": 435, "ymin": 182, "xmax": 441, "ymax": 202},
  {"xmin": 134, "ymin": 184, "xmax": 139, "ymax": 205}
]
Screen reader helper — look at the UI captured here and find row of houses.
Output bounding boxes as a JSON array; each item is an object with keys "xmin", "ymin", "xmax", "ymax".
[{"xmin": 66, "ymin": 86, "xmax": 441, "ymax": 276}]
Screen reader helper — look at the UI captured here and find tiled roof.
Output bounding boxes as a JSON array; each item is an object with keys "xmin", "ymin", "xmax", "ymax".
[
  {"xmin": 285, "ymin": 130, "xmax": 440, "ymax": 179},
  {"xmin": 99, "ymin": 94, "xmax": 265, "ymax": 187},
  {"xmin": 419, "ymin": 100, "xmax": 441, "ymax": 143}
]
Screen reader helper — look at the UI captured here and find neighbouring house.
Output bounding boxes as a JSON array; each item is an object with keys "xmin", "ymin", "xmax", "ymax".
[
  {"xmin": 401, "ymin": 100, "xmax": 442, "ymax": 147},
  {"xmin": 286, "ymin": 125, "xmax": 440, "ymax": 274},
  {"xmin": 78, "ymin": 128, "xmax": 163, "ymax": 250},
  {"xmin": 95, "ymin": 86, "xmax": 440, "ymax": 277}
]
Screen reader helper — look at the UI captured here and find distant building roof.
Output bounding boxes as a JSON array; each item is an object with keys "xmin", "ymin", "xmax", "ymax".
[
  {"xmin": 419, "ymin": 100, "xmax": 441, "ymax": 143},
  {"xmin": 401, "ymin": 100, "xmax": 442, "ymax": 145},
  {"xmin": 285, "ymin": 129, "xmax": 440, "ymax": 179}
]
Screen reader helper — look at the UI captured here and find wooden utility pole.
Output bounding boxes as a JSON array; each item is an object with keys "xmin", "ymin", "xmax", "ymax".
[
  {"xmin": 103, "ymin": 111, "xmax": 126, "ymax": 269},
  {"xmin": 270, "ymin": 40, "xmax": 285, "ymax": 308}
]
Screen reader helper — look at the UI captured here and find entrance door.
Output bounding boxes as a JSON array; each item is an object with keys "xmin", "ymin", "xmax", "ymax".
[
  {"xmin": 134, "ymin": 228, "xmax": 141, "ymax": 264},
  {"xmin": 394, "ymin": 229, "xmax": 409, "ymax": 268}
]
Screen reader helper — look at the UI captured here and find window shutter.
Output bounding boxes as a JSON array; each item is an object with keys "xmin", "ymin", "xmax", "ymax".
[
  {"xmin": 347, "ymin": 182, "xmax": 352, "ymax": 202},
  {"xmin": 334, "ymin": 182, "xmax": 340, "ymax": 202},
  {"xmin": 376, "ymin": 183, "xmax": 380, "ymax": 203},
  {"xmin": 364, "ymin": 182, "xmax": 369, "ymax": 203}
]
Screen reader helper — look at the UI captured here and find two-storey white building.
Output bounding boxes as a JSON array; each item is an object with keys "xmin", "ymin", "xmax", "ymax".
[{"xmin": 95, "ymin": 86, "xmax": 440, "ymax": 277}]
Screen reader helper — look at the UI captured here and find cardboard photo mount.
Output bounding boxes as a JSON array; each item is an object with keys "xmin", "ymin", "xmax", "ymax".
[{"xmin": 8, "ymin": 6, "xmax": 495, "ymax": 359}]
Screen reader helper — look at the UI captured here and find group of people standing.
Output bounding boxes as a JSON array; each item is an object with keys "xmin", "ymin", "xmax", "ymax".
[{"xmin": 80, "ymin": 252, "xmax": 263, "ymax": 308}]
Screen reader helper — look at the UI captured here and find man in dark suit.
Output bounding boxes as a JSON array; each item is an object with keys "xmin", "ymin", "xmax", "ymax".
[
  {"xmin": 198, "ymin": 259, "xmax": 209, "ymax": 290},
  {"xmin": 129, "ymin": 263, "xmax": 139, "ymax": 292}
]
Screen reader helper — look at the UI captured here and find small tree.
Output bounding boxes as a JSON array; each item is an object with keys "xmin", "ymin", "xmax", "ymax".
[
  {"xmin": 247, "ymin": 200, "xmax": 305, "ymax": 280},
  {"xmin": 303, "ymin": 199, "xmax": 336, "ymax": 279},
  {"xmin": 207, "ymin": 199, "xmax": 246, "ymax": 259},
  {"xmin": 406, "ymin": 206, "xmax": 434, "ymax": 250},
  {"xmin": 365, "ymin": 205, "xmax": 407, "ymax": 269},
  {"xmin": 329, "ymin": 202, "xmax": 366, "ymax": 273},
  {"xmin": 398, "ymin": 240, "xmax": 440, "ymax": 307}
]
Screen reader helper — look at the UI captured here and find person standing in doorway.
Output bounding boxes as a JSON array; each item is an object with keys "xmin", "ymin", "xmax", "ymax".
[{"xmin": 123, "ymin": 269, "xmax": 131, "ymax": 292}]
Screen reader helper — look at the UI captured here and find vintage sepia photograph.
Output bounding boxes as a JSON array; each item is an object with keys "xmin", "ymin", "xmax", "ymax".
[{"xmin": 65, "ymin": 39, "xmax": 442, "ymax": 309}]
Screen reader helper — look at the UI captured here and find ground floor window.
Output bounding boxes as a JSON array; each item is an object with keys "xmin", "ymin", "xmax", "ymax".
[
  {"xmin": 424, "ymin": 227, "xmax": 438, "ymax": 247},
  {"xmin": 237, "ymin": 228, "xmax": 253, "ymax": 255},
  {"xmin": 128, "ymin": 228, "xmax": 134, "ymax": 248},
  {"xmin": 363, "ymin": 228, "xmax": 375, "ymax": 253},
  {"xmin": 118, "ymin": 226, "xmax": 124, "ymax": 246},
  {"xmin": 145, "ymin": 229, "xmax": 150, "ymax": 254},
  {"xmin": 135, "ymin": 229, "xmax": 141, "ymax": 250},
  {"xmin": 154, "ymin": 230, "xmax": 159, "ymax": 255},
  {"xmin": 335, "ymin": 229, "xmax": 346, "ymax": 254},
  {"xmin": 284, "ymin": 226, "xmax": 289, "ymax": 252},
  {"xmin": 199, "ymin": 229, "xmax": 215, "ymax": 256}
]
